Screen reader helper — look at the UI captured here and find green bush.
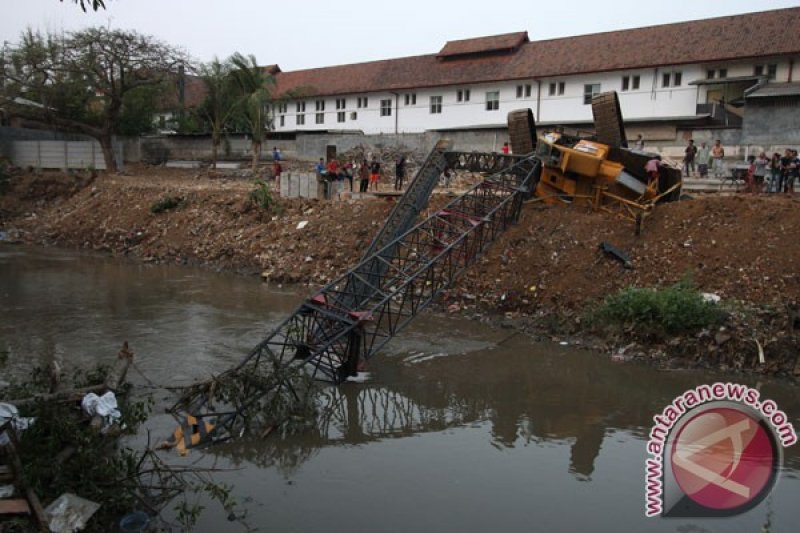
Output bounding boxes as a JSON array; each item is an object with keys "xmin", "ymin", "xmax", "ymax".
[
  {"xmin": 591, "ymin": 279, "xmax": 724, "ymax": 336},
  {"xmin": 150, "ymin": 195, "xmax": 183, "ymax": 213},
  {"xmin": 249, "ymin": 179, "xmax": 281, "ymax": 214}
]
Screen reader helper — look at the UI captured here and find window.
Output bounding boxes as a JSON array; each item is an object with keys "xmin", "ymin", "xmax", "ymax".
[
  {"xmin": 707, "ymin": 69, "xmax": 716, "ymax": 79},
  {"xmin": 430, "ymin": 95, "xmax": 442, "ymax": 114},
  {"xmin": 583, "ymin": 84, "xmax": 600, "ymax": 105},
  {"xmin": 516, "ymin": 85, "xmax": 523, "ymax": 98},
  {"xmin": 297, "ymin": 114, "xmax": 305, "ymax": 125},
  {"xmin": 516, "ymin": 85, "xmax": 531, "ymax": 98},
  {"xmin": 486, "ymin": 91, "xmax": 499, "ymax": 111},
  {"xmin": 315, "ymin": 100, "xmax": 325, "ymax": 124},
  {"xmin": 457, "ymin": 89, "xmax": 470, "ymax": 102},
  {"xmin": 662, "ymin": 71, "xmax": 682, "ymax": 87},
  {"xmin": 550, "ymin": 82, "xmax": 565, "ymax": 96},
  {"xmin": 296, "ymin": 101, "xmax": 306, "ymax": 113},
  {"xmin": 621, "ymin": 75, "xmax": 640, "ymax": 91},
  {"xmin": 279, "ymin": 115, "xmax": 285, "ymax": 127},
  {"xmin": 404, "ymin": 93, "xmax": 416, "ymax": 106},
  {"xmin": 357, "ymin": 97, "xmax": 368, "ymax": 108},
  {"xmin": 277, "ymin": 103, "xmax": 287, "ymax": 114},
  {"xmin": 525, "ymin": 84, "xmax": 532, "ymax": 97},
  {"xmin": 350, "ymin": 111, "xmax": 357, "ymax": 120},
  {"xmin": 767, "ymin": 64, "xmax": 778, "ymax": 80},
  {"xmin": 718, "ymin": 68, "xmax": 727, "ymax": 79},
  {"xmin": 336, "ymin": 98, "xmax": 346, "ymax": 110},
  {"xmin": 380, "ymin": 99, "xmax": 392, "ymax": 117},
  {"xmin": 754, "ymin": 65, "xmax": 763, "ymax": 76},
  {"xmin": 337, "ymin": 111, "xmax": 345, "ymax": 123}
]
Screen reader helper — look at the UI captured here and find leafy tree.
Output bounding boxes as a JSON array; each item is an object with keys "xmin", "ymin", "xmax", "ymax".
[
  {"xmin": 230, "ymin": 53, "xmax": 276, "ymax": 174},
  {"xmin": 198, "ymin": 58, "xmax": 241, "ymax": 170},
  {"xmin": 0, "ymin": 27, "xmax": 187, "ymax": 172},
  {"xmin": 61, "ymin": 0, "xmax": 107, "ymax": 11}
]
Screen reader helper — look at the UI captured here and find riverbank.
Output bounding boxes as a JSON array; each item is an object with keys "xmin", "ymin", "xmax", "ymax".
[{"xmin": 2, "ymin": 167, "xmax": 799, "ymax": 377}]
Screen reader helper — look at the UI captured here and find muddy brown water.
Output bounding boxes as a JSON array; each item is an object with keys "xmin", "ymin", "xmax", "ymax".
[{"xmin": 1, "ymin": 247, "xmax": 799, "ymax": 532}]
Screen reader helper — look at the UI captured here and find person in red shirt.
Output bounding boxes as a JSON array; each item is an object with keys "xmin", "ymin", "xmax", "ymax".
[{"xmin": 501, "ymin": 142, "xmax": 510, "ymax": 154}]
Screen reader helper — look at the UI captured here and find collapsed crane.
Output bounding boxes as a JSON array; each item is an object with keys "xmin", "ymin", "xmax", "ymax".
[
  {"xmin": 168, "ymin": 91, "xmax": 681, "ymax": 449},
  {"xmin": 169, "ymin": 139, "xmax": 539, "ymax": 447}
]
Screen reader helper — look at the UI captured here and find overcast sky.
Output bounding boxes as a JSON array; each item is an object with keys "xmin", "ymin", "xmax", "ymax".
[{"xmin": 3, "ymin": 0, "xmax": 798, "ymax": 71}]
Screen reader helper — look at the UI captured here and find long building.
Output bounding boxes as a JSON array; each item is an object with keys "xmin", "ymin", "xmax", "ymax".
[{"xmin": 269, "ymin": 7, "xmax": 800, "ymax": 142}]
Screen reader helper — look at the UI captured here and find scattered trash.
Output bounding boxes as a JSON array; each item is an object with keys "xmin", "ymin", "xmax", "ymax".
[
  {"xmin": 80, "ymin": 392, "xmax": 121, "ymax": 430},
  {"xmin": 158, "ymin": 415, "xmax": 216, "ymax": 456},
  {"xmin": 119, "ymin": 510, "xmax": 150, "ymax": 533},
  {"xmin": 296, "ymin": 220, "xmax": 308, "ymax": 230},
  {"xmin": 0, "ymin": 403, "xmax": 34, "ymax": 446},
  {"xmin": 701, "ymin": 292, "xmax": 721, "ymax": 304},
  {"xmin": 0, "ymin": 485, "xmax": 14, "ymax": 498},
  {"xmin": 44, "ymin": 493, "xmax": 101, "ymax": 533},
  {"xmin": 599, "ymin": 241, "xmax": 632, "ymax": 269}
]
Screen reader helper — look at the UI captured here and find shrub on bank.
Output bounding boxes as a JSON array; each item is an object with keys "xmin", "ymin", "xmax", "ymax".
[
  {"xmin": 150, "ymin": 195, "xmax": 184, "ymax": 214},
  {"xmin": 590, "ymin": 279, "xmax": 725, "ymax": 337}
]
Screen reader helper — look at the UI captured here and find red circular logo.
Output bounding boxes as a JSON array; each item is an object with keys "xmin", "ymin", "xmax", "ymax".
[{"xmin": 670, "ymin": 407, "xmax": 777, "ymax": 511}]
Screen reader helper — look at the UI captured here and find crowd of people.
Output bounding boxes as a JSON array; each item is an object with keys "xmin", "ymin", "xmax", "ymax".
[
  {"xmin": 311, "ymin": 153, "xmax": 411, "ymax": 197},
  {"xmin": 682, "ymin": 139, "xmax": 797, "ymax": 194}
]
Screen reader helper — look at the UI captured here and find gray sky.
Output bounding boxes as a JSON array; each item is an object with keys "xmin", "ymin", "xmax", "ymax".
[{"xmin": 3, "ymin": 0, "xmax": 799, "ymax": 71}]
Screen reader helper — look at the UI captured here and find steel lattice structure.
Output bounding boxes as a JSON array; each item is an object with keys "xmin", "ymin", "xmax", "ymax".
[{"xmin": 172, "ymin": 150, "xmax": 540, "ymax": 441}]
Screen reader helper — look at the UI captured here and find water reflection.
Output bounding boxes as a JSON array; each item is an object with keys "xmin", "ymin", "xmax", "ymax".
[{"xmin": 213, "ymin": 339, "xmax": 800, "ymax": 482}]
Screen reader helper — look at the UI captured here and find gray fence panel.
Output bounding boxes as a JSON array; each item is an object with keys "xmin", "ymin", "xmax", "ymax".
[{"xmin": 9, "ymin": 140, "xmax": 119, "ymax": 170}]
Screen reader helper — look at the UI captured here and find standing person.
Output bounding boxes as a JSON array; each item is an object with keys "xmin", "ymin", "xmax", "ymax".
[
  {"xmin": 769, "ymin": 152, "xmax": 782, "ymax": 193},
  {"xmin": 711, "ymin": 139, "xmax": 725, "ymax": 179},
  {"xmin": 633, "ymin": 134, "xmax": 644, "ymax": 151},
  {"xmin": 344, "ymin": 161, "xmax": 354, "ymax": 192},
  {"xmin": 394, "ymin": 155, "xmax": 406, "ymax": 191},
  {"xmin": 315, "ymin": 158, "xmax": 326, "ymax": 175},
  {"xmin": 272, "ymin": 160, "xmax": 282, "ymax": 182},
  {"xmin": 745, "ymin": 155, "xmax": 757, "ymax": 194},
  {"xmin": 369, "ymin": 156, "xmax": 381, "ymax": 192},
  {"xmin": 786, "ymin": 149, "xmax": 799, "ymax": 195},
  {"xmin": 358, "ymin": 159, "xmax": 370, "ymax": 193},
  {"xmin": 501, "ymin": 142, "xmax": 510, "ymax": 154},
  {"xmin": 754, "ymin": 152, "xmax": 769, "ymax": 192},
  {"xmin": 696, "ymin": 141, "xmax": 711, "ymax": 178},
  {"xmin": 272, "ymin": 146, "xmax": 282, "ymax": 161},
  {"xmin": 683, "ymin": 139, "xmax": 697, "ymax": 177}
]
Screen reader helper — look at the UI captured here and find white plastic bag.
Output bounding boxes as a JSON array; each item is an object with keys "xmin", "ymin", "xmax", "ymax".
[{"xmin": 81, "ymin": 391, "xmax": 121, "ymax": 429}]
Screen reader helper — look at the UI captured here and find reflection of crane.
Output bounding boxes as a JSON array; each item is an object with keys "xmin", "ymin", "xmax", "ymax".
[{"xmin": 171, "ymin": 131, "xmax": 540, "ymax": 445}]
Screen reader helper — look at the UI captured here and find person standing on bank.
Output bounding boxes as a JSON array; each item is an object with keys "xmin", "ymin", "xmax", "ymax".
[
  {"xmin": 369, "ymin": 156, "xmax": 381, "ymax": 192},
  {"xmin": 633, "ymin": 134, "xmax": 644, "ymax": 151},
  {"xmin": 683, "ymin": 139, "xmax": 697, "ymax": 177},
  {"xmin": 711, "ymin": 139, "xmax": 725, "ymax": 178},
  {"xmin": 501, "ymin": 142, "xmax": 510, "ymax": 154},
  {"xmin": 394, "ymin": 155, "xmax": 407, "ymax": 191},
  {"xmin": 358, "ymin": 159, "xmax": 370, "ymax": 193},
  {"xmin": 696, "ymin": 141, "xmax": 711, "ymax": 178}
]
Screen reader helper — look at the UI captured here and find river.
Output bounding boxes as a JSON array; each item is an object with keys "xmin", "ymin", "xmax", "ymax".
[{"xmin": 1, "ymin": 247, "xmax": 798, "ymax": 532}]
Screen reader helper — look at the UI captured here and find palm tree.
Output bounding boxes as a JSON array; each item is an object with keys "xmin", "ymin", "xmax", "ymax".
[
  {"xmin": 199, "ymin": 57, "xmax": 240, "ymax": 170},
  {"xmin": 230, "ymin": 53, "xmax": 277, "ymax": 174}
]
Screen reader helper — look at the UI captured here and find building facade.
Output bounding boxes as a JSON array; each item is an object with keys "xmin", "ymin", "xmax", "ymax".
[{"xmin": 269, "ymin": 8, "xmax": 800, "ymax": 138}]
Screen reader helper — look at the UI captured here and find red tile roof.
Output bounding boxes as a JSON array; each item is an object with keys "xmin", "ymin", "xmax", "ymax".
[
  {"xmin": 274, "ymin": 7, "xmax": 800, "ymax": 98},
  {"xmin": 437, "ymin": 31, "xmax": 528, "ymax": 58}
]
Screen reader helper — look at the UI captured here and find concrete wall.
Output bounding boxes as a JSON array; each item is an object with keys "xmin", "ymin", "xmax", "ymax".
[{"xmin": 742, "ymin": 97, "xmax": 800, "ymax": 150}]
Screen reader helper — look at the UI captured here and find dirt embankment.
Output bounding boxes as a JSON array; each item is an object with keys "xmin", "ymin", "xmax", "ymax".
[{"xmin": 2, "ymin": 168, "xmax": 799, "ymax": 376}]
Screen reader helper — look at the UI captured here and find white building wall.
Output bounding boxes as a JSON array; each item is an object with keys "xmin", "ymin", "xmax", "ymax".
[{"xmin": 271, "ymin": 58, "xmax": 798, "ymax": 135}]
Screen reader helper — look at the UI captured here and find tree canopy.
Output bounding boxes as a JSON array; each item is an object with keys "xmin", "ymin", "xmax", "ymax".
[
  {"xmin": 61, "ymin": 0, "xmax": 108, "ymax": 12},
  {"xmin": 1, "ymin": 27, "xmax": 187, "ymax": 172}
]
